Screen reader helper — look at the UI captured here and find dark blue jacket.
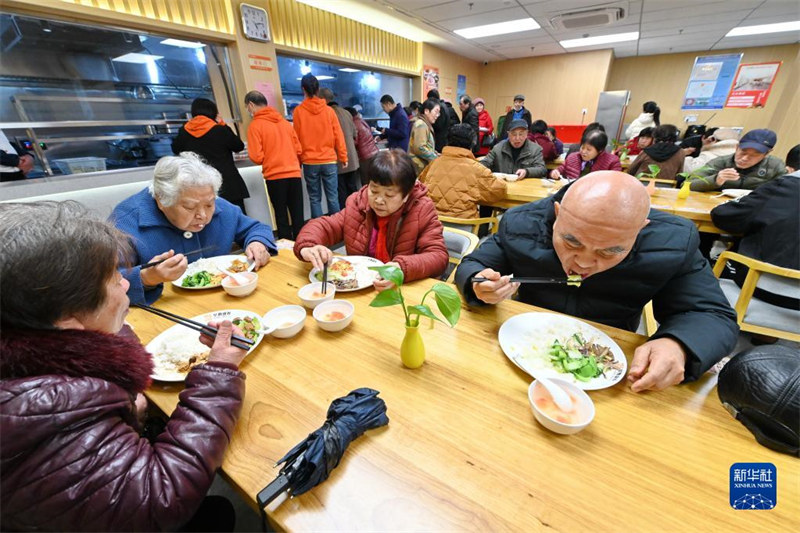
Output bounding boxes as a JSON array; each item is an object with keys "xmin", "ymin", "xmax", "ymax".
[
  {"xmin": 111, "ymin": 188, "xmax": 276, "ymax": 304},
  {"xmin": 383, "ymin": 103, "xmax": 410, "ymax": 151},
  {"xmin": 455, "ymin": 187, "xmax": 739, "ymax": 381}
]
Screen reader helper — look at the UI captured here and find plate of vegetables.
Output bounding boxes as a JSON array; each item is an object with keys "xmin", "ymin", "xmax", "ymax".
[
  {"xmin": 498, "ymin": 312, "xmax": 627, "ymax": 390},
  {"xmin": 173, "ymin": 255, "xmax": 254, "ymax": 290}
]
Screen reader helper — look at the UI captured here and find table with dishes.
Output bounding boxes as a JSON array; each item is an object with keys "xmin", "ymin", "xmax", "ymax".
[
  {"xmin": 128, "ymin": 252, "xmax": 798, "ymax": 532},
  {"xmin": 485, "ymin": 178, "xmax": 731, "ymax": 233}
]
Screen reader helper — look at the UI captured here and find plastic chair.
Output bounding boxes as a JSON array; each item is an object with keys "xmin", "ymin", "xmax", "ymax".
[
  {"xmin": 438, "ymin": 215, "xmax": 499, "ymax": 236},
  {"xmin": 712, "ymin": 251, "xmax": 800, "ymax": 342},
  {"xmin": 442, "ymin": 227, "xmax": 479, "ymax": 283}
]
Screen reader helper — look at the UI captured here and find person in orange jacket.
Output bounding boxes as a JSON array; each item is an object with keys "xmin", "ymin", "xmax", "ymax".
[
  {"xmin": 245, "ymin": 90, "xmax": 304, "ymax": 240},
  {"xmin": 292, "ymin": 74, "xmax": 348, "ymax": 218}
]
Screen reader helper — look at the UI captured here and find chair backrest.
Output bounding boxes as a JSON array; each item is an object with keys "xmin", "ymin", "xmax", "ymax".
[
  {"xmin": 438, "ymin": 214, "xmax": 499, "ymax": 236},
  {"xmin": 239, "ymin": 166, "xmax": 275, "ymax": 228},
  {"xmin": 442, "ymin": 227, "xmax": 479, "ymax": 283}
]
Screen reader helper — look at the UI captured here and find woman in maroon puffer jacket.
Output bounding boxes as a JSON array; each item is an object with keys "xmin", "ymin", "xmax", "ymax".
[
  {"xmin": 0, "ymin": 201, "xmax": 247, "ymax": 532},
  {"xmin": 294, "ymin": 149, "xmax": 448, "ymax": 286},
  {"xmin": 550, "ymin": 129, "xmax": 622, "ymax": 181}
]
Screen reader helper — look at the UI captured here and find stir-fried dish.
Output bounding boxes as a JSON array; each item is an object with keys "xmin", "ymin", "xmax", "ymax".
[
  {"xmin": 314, "ymin": 259, "xmax": 359, "ymax": 289},
  {"xmin": 182, "ymin": 271, "xmax": 225, "ymax": 287},
  {"xmin": 232, "ymin": 316, "xmax": 260, "ymax": 342},
  {"xmin": 548, "ymin": 333, "xmax": 621, "ymax": 382},
  {"xmin": 228, "ymin": 258, "xmax": 249, "ymax": 273}
]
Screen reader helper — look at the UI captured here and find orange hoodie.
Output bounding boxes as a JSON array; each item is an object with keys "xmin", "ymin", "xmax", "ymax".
[
  {"xmin": 247, "ymin": 106, "xmax": 302, "ymax": 181},
  {"xmin": 184, "ymin": 115, "xmax": 224, "ymax": 137},
  {"xmin": 292, "ymin": 96, "xmax": 348, "ymax": 165}
]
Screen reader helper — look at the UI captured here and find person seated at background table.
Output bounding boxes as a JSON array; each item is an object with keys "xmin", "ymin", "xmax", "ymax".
[
  {"xmin": 480, "ymin": 119, "xmax": 547, "ymax": 181},
  {"xmin": 409, "ymin": 98, "xmax": 440, "ymax": 174},
  {"xmin": 455, "ymin": 171, "xmax": 738, "ymax": 393},
  {"xmin": 565, "ymin": 122, "xmax": 606, "ymax": 155},
  {"xmin": 0, "ymin": 201, "xmax": 248, "ymax": 531},
  {"xmin": 171, "ymin": 97, "xmax": 249, "ymax": 214},
  {"xmin": 711, "ymin": 144, "xmax": 800, "ymax": 311},
  {"xmin": 294, "ymin": 149, "xmax": 448, "ymax": 290},
  {"xmin": 627, "ymin": 124, "xmax": 685, "ymax": 182},
  {"xmin": 527, "ymin": 120, "xmax": 558, "ymax": 162},
  {"xmin": 111, "ymin": 152, "xmax": 276, "ymax": 305},
  {"xmin": 683, "ymin": 127, "xmax": 739, "ymax": 174},
  {"xmin": 550, "ymin": 130, "xmax": 622, "ymax": 181},
  {"xmin": 689, "ymin": 129, "xmax": 785, "ymax": 191},
  {"xmin": 614, "ymin": 126, "xmax": 653, "ymax": 158},
  {"xmin": 625, "ymin": 100, "xmax": 660, "ymax": 139},
  {"xmin": 418, "ymin": 123, "xmax": 507, "ymax": 218},
  {"xmin": 546, "ymin": 127, "xmax": 564, "ymax": 156}
]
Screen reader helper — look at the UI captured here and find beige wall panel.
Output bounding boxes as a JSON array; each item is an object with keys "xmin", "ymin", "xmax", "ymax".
[
  {"xmin": 420, "ymin": 44, "xmax": 482, "ymax": 105},
  {"xmin": 607, "ymin": 44, "xmax": 799, "ymax": 154}
]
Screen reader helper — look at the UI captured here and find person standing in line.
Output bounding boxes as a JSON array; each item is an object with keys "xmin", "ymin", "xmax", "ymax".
[
  {"xmin": 377, "ymin": 94, "xmax": 410, "ymax": 151},
  {"xmin": 245, "ymin": 90, "xmax": 305, "ymax": 240},
  {"xmin": 409, "ymin": 99, "xmax": 441, "ymax": 174},
  {"xmin": 293, "ymin": 74, "xmax": 348, "ymax": 218},
  {"xmin": 427, "ymin": 89, "xmax": 450, "ymax": 153},
  {"xmin": 171, "ymin": 98, "xmax": 249, "ymax": 213},
  {"xmin": 459, "ymin": 95, "xmax": 480, "ymax": 153},
  {"xmin": 346, "ymin": 106, "xmax": 379, "ymax": 186},
  {"xmin": 499, "ymin": 95, "xmax": 532, "ymax": 140},
  {"xmin": 474, "ymin": 98, "xmax": 494, "ymax": 157},
  {"xmin": 320, "ymin": 87, "xmax": 361, "ymax": 208}
]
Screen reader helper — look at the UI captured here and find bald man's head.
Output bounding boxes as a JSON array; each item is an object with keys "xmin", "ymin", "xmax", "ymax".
[{"xmin": 552, "ymin": 171, "xmax": 651, "ymax": 279}]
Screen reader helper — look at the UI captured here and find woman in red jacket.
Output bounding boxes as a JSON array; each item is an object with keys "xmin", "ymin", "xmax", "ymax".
[
  {"xmin": 0, "ymin": 201, "xmax": 247, "ymax": 532},
  {"xmin": 474, "ymin": 98, "xmax": 494, "ymax": 156},
  {"xmin": 294, "ymin": 149, "xmax": 448, "ymax": 288},
  {"xmin": 550, "ymin": 129, "xmax": 622, "ymax": 181}
]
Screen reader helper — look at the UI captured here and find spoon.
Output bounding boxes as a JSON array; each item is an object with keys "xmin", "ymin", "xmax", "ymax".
[
  {"xmin": 224, "ymin": 269, "xmax": 251, "ymax": 286},
  {"xmin": 536, "ymin": 377, "xmax": 574, "ymax": 412}
]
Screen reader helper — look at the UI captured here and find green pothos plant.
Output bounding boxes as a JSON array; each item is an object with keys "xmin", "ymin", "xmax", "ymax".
[{"xmin": 368, "ymin": 265, "xmax": 461, "ymax": 328}]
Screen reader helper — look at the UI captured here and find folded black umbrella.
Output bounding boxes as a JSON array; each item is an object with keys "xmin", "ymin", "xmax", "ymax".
[{"xmin": 257, "ymin": 388, "xmax": 389, "ymax": 512}]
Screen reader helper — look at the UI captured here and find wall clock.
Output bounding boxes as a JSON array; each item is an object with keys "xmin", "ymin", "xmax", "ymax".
[{"xmin": 241, "ymin": 3, "xmax": 270, "ymax": 42}]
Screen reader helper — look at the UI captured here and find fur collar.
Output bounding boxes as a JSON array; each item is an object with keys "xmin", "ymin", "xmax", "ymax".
[{"xmin": 1, "ymin": 327, "xmax": 153, "ymax": 393}]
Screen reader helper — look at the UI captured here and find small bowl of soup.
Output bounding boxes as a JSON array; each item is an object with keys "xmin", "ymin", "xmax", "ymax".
[
  {"xmin": 312, "ymin": 300, "xmax": 355, "ymax": 332},
  {"xmin": 528, "ymin": 378, "xmax": 595, "ymax": 435},
  {"xmin": 298, "ymin": 282, "xmax": 336, "ymax": 309},
  {"xmin": 262, "ymin": 305, "xmax": 306, "ymax": 339},
  {"xmin": 221, "ymin": 271, "xmax": 258, "ymax": 297}
]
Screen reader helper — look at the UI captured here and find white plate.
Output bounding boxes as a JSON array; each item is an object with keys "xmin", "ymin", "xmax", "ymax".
[
  {"xmin": 308, "ymin": 256, "xmax": 384, "ymax": 292},
  {"xmin": 719, "ymin": 189, "xmax": 752, "ymax": 198},
  {"xmin": 146, "ymin": 309, "xmax": 264, "ymax": 382},
  {"xmin": 498, "ymin": 312, "xmax": 628, "ymax": 390},
  {"xmin": 173, "ymin": 255, "xmax": 255, "ymax": 290}
]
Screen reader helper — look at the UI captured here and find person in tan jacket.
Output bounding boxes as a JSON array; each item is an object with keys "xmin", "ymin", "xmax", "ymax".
[
  {"xmin": 319, "ymin": 87, "xmax": 361, "ymax": 208},
  {"xmin": 418, "ymin": 123, "xmax": 507, "ymax": 219}
]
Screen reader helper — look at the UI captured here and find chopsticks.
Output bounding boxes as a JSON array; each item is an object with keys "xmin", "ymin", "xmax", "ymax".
[
  {"xmin": 133, "ymin": 304, "xmax": 254, "ymax": 350},
  {"xmin": 472, "ymin": 277, "xmax": 576, "ymax": 284},
  {"xmin": 321, "ymin": 262, "xmax": 329, "ymax": 295},
  {"xmin": 139, "ymin": 245, "xmax": 217, "ymax": 270}
]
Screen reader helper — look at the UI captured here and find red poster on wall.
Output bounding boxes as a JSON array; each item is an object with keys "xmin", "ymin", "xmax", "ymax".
[
  {"xmin": 423, "ymin": 65, "xmax": 439, "ymax": 94},
  {"xmin": 725, "ymin": 62, "xmax": 782, "ymax": 108}
]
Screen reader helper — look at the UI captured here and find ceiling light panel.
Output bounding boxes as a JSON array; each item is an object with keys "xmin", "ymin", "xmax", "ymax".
[
  {"xmin": 560, "ymin": 32, "xmax": 639, "ymax": 48},
  {"xmin": 725, "ymin": 21, "xmax": 800, "ymax": 37},
  {"xmin": 454, "ymin": 18, "xmax": 540, "ymax": 39}
]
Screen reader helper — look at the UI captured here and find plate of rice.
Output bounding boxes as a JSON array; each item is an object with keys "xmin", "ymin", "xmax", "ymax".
[
  {"xmin": 146, "ymin": 309, "xmax": 264, "ymax": 381},
  {"xmin": 172, "ymin": 255, "xmax": 254, "ymax": 290}
]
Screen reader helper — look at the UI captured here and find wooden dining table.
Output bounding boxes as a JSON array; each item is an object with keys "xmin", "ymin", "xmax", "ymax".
[
  {"xmin": 486, "ymin": 178, "xmax": 730, "ymax": 233},
  {"xmin": 128, "ymin": 252, "xmax": 798, "ymax": 533}
]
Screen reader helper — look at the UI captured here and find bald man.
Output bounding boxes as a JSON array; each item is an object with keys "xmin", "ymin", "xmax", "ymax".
[{"xmin": 456, "ymin": 171, "xmax": 738, "ymax": 393}]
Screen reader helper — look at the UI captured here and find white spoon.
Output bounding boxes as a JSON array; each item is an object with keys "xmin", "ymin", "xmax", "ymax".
[
  {"xmin": 536, "ymin": 377, "xmax": 574, "ymax": 412},
  {"xmin": 224, "ymin": 269, "xmax": 251, "ymax": 286}
]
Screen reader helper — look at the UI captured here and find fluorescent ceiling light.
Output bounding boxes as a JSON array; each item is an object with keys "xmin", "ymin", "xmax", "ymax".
[
  {"xmin": 160, "ymin": 38, "xmax": 205, "ymax": 48},
  {"xmin": 454, "ymin": 18, "xmax": 539, "ymax": 39},
  {"xmin": 560, "ymin": 32, "xmax": 639, "ymax": 48},
  {"xmin": 725, "ymin": 21, "xmax": 800, "ymax": 37},
  {"xmin": 112, "ymin": 52, "xmax": 163, "ymax": 63},
  {"xmin": 339, "ymin": 68, "xmax": 361, "ymax": 73}
]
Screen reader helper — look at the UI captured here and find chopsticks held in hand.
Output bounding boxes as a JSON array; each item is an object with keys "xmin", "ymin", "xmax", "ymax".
[
  {"xmin": 133, "ymin": 304, "xmax": 254, "ymax": 350},
  {"xmin": 321, "ymin": 262, "xmax": 329, "ymax": 295},
  {"xmin": 139, "ymin": 245, "xmax": 217, "ymax": 270},
  {"xmin": 472, "ymin": 276, "xmax": 581, "ymax": 285}
]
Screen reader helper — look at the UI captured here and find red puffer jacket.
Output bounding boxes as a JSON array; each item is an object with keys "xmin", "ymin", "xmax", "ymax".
[
  {"xmin": 353, "ymin": 115, "xmax": 379, "ymax": 161},
  {"xmin": 0, "ymin": 328, "xmax": 245, "ymax": 532},
  {"xmin": 556, "ymin": 150, "xmax": 622, "ymax": 180},
  {"xmin": 294, "ymin": 181, "xmax": 448, "ymax": 281}
]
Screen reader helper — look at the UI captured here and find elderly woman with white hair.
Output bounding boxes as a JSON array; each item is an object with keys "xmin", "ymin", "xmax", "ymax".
[{"xmin": 111, "ymin": 151, "xmax": 276, "ymax": 305}]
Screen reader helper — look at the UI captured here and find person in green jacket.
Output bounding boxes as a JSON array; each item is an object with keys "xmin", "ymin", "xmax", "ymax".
[{"xmin": 689, "ymin": 129, "xmax": 785, "ymax": 191}]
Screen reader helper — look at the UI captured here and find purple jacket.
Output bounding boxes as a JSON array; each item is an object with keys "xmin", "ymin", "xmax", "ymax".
[
  {"xmin": 353, "ymin": 115, "xmax": 379, "ymax": 161},
  {"xmin": 556, "ymin": 150, "xmax": 622, "ymax": 180},
  {"xmin": 0, "ymin": 328, "xmax": 245, "ymax": 531}
]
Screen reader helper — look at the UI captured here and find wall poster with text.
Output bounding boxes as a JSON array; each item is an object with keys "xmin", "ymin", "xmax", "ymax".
[
  {"xmin": 725, "ymin": 62, "xmax": 782, "ymax": 108},
  {"xmin": 457, "ymin": 74, "xmax": 466, "ymax": 101},
  {"xmin": 423, "ymin": 65, "xmax": 439, "ymax": 95},
  {"xmin": 681, "ymin": 53, "xmax": 742, "ymax": 110}
]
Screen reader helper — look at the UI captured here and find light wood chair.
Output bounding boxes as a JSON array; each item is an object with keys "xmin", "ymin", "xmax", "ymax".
[
  {"xmin": 442, "ymin": 227, "xmax": 480, "ymax": 283},
  {"xmin": 712, "ymin": 251, "xmax": 800, "ymax": 342},
  {"xmin": 438, "ymin": 215, "xmax": 499, "ymax": 236}
]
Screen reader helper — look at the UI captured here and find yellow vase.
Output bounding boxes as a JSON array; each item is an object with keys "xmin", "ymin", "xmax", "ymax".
[
  {"xmin": 400, "ymin": 325, "xmax": 426, "ymax": 369},
  {"xmin": 677, "ymin": 180, "xmax": 691, "ymax": 199}
]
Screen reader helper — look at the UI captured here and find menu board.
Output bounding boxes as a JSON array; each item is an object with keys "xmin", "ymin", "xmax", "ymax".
[
  {"xmin": 681, "ymin": 53, "xmax": 742, "ymax": 110},
  {"xmin": 725, "ymin": 62, "xmax": 782, "ymax": 108}
]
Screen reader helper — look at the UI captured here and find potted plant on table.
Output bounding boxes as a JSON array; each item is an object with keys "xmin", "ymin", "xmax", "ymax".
[{"xmin": 368, "ymin": 265, "xmax": 461, "ymax": 369}]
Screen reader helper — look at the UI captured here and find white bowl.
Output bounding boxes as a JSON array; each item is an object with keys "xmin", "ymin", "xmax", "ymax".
[
  {"xmin": 221, "ymin": 272, "xmax": 258, "ymax": 297},
  {"xmin": 528, "ymin": 379, "xmax": 595, "ymax": 435},
  {"xmin": 298, "ymin": 282, "xmax": 336, "ymax": 309},
  {"xmin": 312, "ymin": 300, "xmax": 355, "ymax": 332},
  {"xmin": 262, "ymin": 305, "xmax": 306, "ymax": 339}
]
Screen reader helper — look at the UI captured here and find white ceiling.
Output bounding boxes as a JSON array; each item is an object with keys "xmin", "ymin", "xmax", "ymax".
[{"xmin": 348, "ymin": 0, "xmax": 800, "ymax": 61}]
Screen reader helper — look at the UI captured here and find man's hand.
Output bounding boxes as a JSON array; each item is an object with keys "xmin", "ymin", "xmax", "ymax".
[
  {"xmin": 471, "ymin": 268, "xmax": 520, "ymax": 304},
  {"xmin": 140, "ymin": 250, "xmax": 187, "ymax": 287},
  {"xmin": 373, "ymin": 261, "xmax": 400, "ymax": 292},
  {"xmin": 716, "ymin": 168, "xmax": 740, "ymax": 186},
  {"xmin": 549, "ymin": 169, "xmax": 562, "ymax": 180},
  {"xmin": 203, "ymin": 320, "xmax": 248, "ymax": 368},
  {"xmin": 246, "ymin": 241, "xmax": 270, "ymax": 269},
  {"xmin": 300, "ymin": 245, "xmax": 333, "ymax": 272},
  {"xmin": 627, "ymin": 337, "xmax": 687, "ymax": 393},
  {"xmin": 17, "ymin": 154, "xmax": 34, "ymax": 174},
  {"xmin": 515, "ymin": 168, "xmax": 528, "ymax": 180}
]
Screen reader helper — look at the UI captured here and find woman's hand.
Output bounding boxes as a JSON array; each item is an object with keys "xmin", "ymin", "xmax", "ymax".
[
  {"xmin": 549, "ymin": 169, "xmax": 562, "ymax": 180},
  {"xmin": 202, "ymin": 320, "xmax": 248, "ymax": 368},
  {"xmin": 300, "ymin": 245, "xmax": 333, "ymax": 272},
  {"xmin": 140, "ymin": 250, "xmax": 187, "ymax": 287},
  {"xmin": 246, "ymin": 242, "xmax": 270, "ymax": 269},
  {"xmin": 373, "ymin": 261, "xmax": 400, "ymax": 292}
]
